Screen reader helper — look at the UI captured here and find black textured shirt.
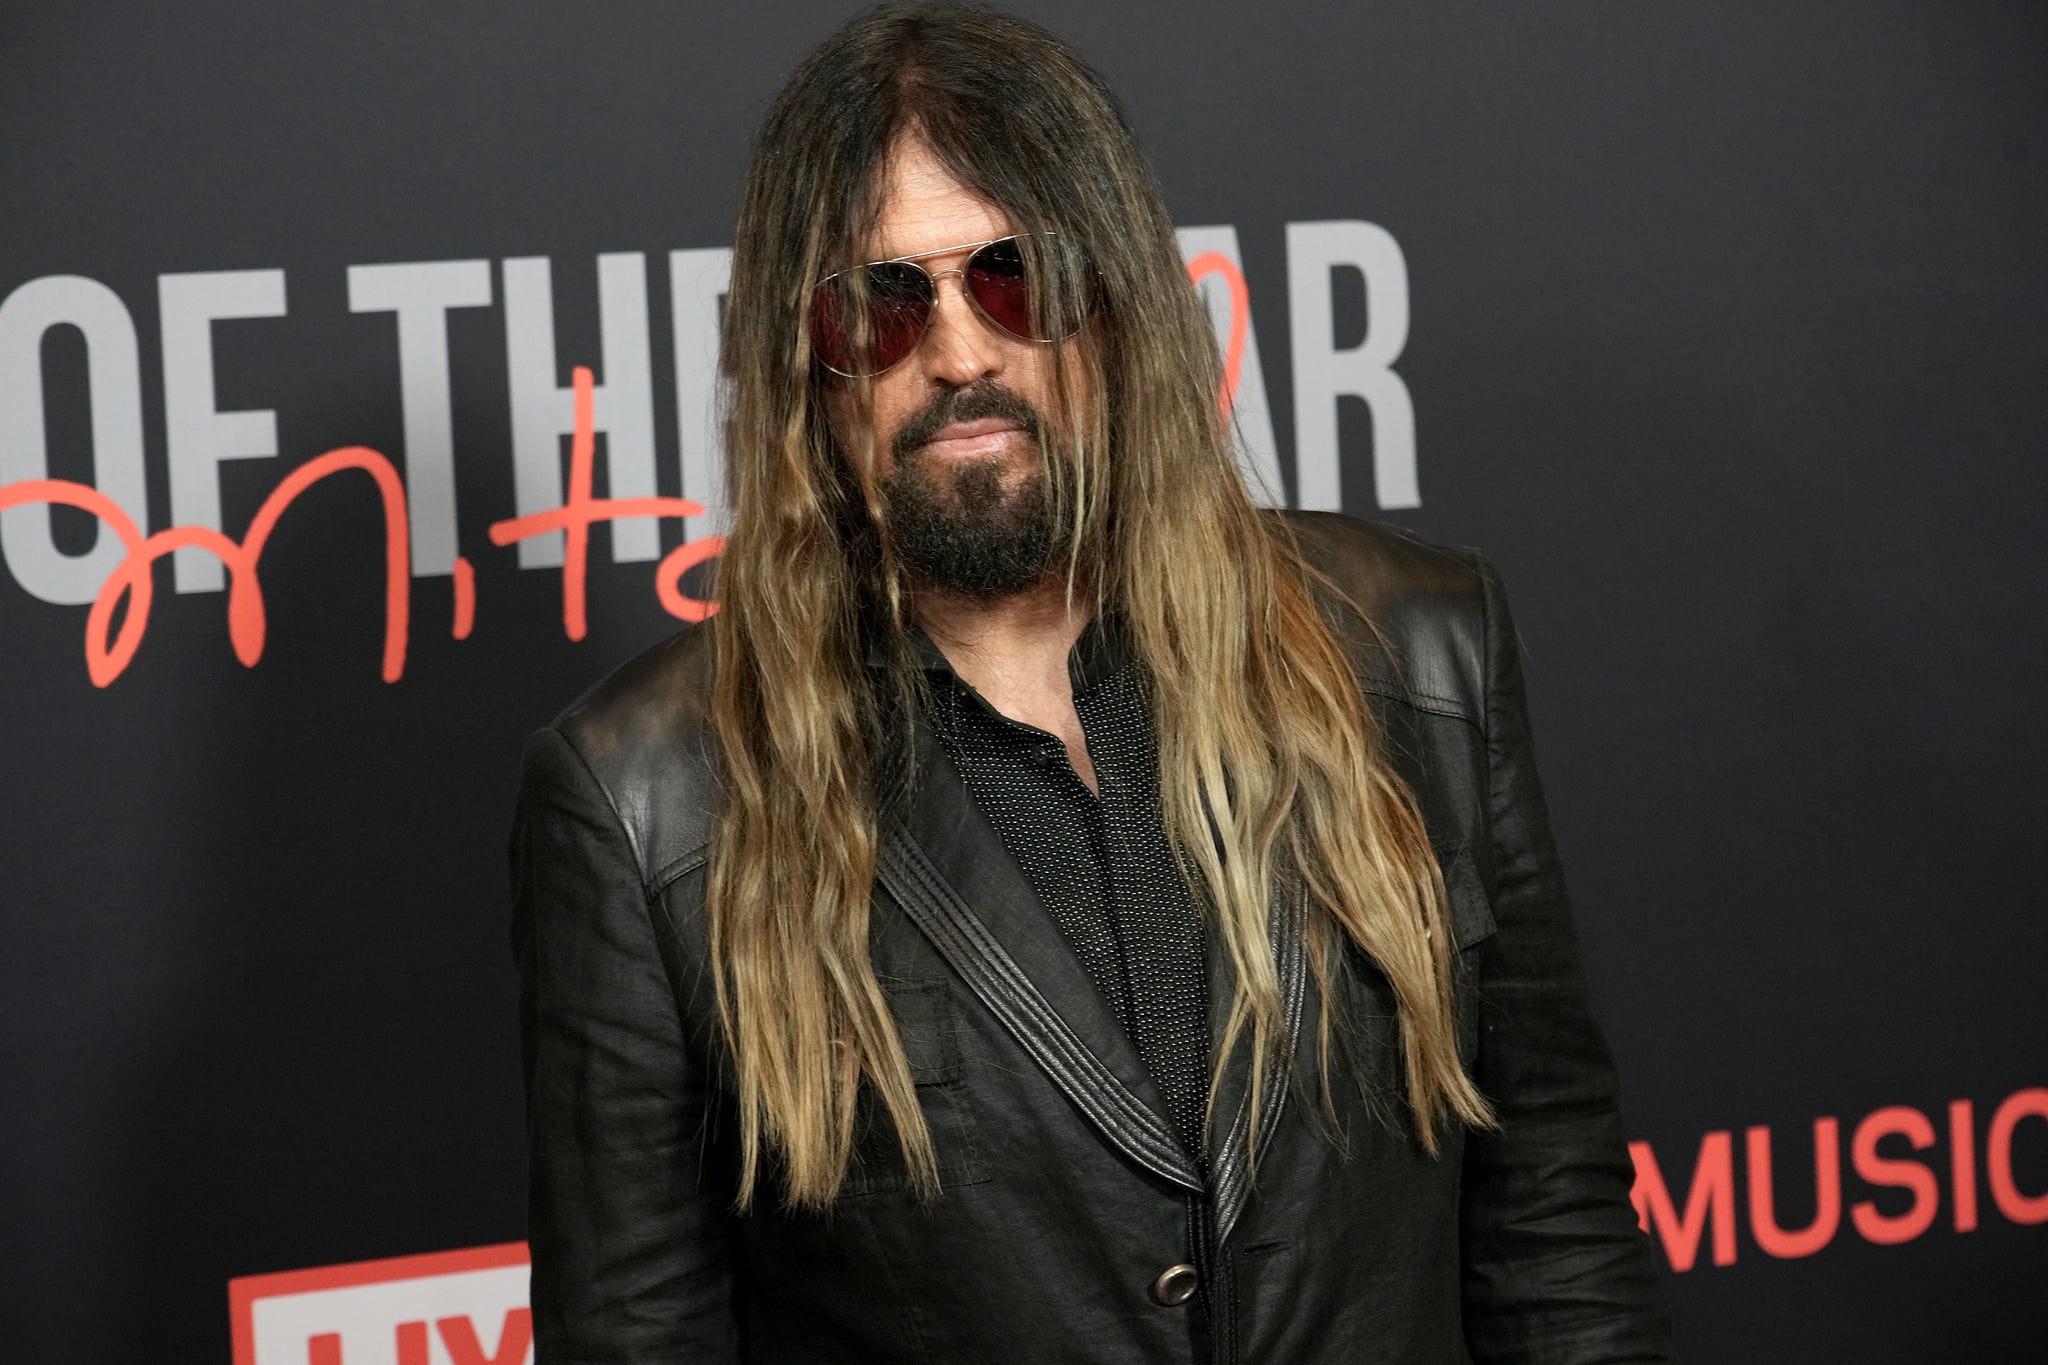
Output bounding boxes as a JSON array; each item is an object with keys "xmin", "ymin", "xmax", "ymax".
[{"xmin": 917, "ymin": 618, "xmax": 1212, "ymax": 1163}]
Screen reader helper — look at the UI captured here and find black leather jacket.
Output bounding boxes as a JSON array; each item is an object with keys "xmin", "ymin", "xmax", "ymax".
[{"xmin": 511, "ymin": 511, "xmax": 1678, "ymax": 1363}]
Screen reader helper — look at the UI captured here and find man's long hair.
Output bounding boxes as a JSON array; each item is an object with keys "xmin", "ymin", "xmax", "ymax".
[{"xmin": 709, "ymin": 2, "xmax": 1492, "ymax": 1209}]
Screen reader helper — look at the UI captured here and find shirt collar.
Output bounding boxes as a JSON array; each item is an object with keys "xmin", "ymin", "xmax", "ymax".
[{"xmin": 865, "ymin": 610, "xmax": 1131, "ymax": 695}]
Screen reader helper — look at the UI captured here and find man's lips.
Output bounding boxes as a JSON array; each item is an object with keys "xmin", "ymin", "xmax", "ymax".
[{"xmin": 922, "ymin": 417, "xmax": 1027, "ymax": 458}]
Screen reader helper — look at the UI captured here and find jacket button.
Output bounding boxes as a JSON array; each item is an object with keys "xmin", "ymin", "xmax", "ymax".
[{"xmin": 1150, "ymin": 1263, "xmax": 1199, "ymax": 1306}]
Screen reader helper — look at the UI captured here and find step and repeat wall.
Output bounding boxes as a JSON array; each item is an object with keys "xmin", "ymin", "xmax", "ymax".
[{"xmin": 2, "ymin": 2, "xmax": 2041, "ymax": 1361}]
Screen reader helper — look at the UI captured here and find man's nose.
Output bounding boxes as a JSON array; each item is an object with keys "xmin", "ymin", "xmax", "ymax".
[{"xmin": 916, "ymin": 270, "xmax": 1005, "ymax": 385}]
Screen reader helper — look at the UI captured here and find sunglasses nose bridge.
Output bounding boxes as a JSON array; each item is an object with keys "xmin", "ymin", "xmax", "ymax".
[
  {"xmin": 919, "ymin": 265, "xmax": 994, "ymax": 339},
  {"xmin": 923, "ymin": 265, "xmax": 970, "ymax": 308}
]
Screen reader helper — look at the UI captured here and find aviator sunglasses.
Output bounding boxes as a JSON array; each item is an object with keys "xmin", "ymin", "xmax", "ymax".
[{"xmin": 809, "ymin": 232, "xmax": 1086, "ymax": 378}]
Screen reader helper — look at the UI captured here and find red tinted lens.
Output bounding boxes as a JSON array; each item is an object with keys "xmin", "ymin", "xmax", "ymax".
[
  {"xmin": 964, "ymin": 238, "xmax": 1034, "ymax": 338},
  {"xmin": 808, "ymin": 279, "xmax": 855, "ymax": 374},
  {"xmin": 965, "ymin": 236, "xmax": 1086, "ymax": 343},
  {"xmin": 810, "ymin": 261, "xmax": 934, "ymax": 376}
]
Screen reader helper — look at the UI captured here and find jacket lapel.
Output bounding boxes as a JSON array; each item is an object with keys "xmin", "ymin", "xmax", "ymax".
[
  {"xmin": 875, "ymin": 719, "xmax": 1203, "ymax": 1192},
  {"xmin": 874, "ymin": 705, "xmax": 1316, "ymax": 1228},
  {"xmin": 1203, "ymin": 868, "xmax": 1309, "ymax": 1247}
]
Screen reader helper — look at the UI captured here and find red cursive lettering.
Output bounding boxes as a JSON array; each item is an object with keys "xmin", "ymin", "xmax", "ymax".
[
  {"xmin": 1186, "ymin": 251, "xmax": 1249, "ymax": 416},
  {"xmin": 486, "ymin": 365, "xmax": 720, "ymax": 637},
  {"xmin": 0, "ymin": 446, "xmax": 411, "ymax": 686},
  {"xmin": 2, "ymin": 362, "xmax": 724, "ymax": 683}
]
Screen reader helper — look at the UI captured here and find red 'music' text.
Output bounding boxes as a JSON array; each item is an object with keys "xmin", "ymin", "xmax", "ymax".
[{"xmin": 1628, "ymin": 1087, "xmax": 2048, "ymax": 1270}]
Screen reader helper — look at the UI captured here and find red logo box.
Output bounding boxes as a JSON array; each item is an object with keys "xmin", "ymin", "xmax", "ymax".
[{"xmin": 228, "ymin": 1242, "xmax": 531, "ymax": 1365}]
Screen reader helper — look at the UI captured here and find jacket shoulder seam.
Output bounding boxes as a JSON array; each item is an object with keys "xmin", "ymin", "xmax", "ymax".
[{"xmin": 546, "ymin": 723, "xmax": 657, "ymax": 898}]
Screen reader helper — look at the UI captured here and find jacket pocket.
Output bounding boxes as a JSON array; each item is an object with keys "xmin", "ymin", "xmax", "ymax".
[
  {"xmin": 1441, "ymin": 845, "xmax": 1498, "ymax": 951},
  {"xmin": 840, "ymin": 977, "xmax": 993, "ymax": 1197},
  {"xmin": 1440, "ymin": 845, "xmax": 1496, "ymax": 1066},
  {"xmin": 1333, "ymin": 846, "xmax": 1495, "ymax": 1067}
]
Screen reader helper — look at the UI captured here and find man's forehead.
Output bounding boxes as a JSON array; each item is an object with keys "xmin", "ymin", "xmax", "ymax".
[{"xmin": 861, "ymin": 138, "xmax": 1014, "ymax": 262}]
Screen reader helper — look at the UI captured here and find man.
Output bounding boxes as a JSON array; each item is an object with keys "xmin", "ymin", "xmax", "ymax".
[{"xmin": 512, "ymin": 5, "xmax": 1676, "ymax": 1361}]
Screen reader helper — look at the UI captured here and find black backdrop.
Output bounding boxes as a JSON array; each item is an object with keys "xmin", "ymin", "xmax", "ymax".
[{"xmin": 2, "ymin": 3, "xmax": 2043, "ymax": 1361}]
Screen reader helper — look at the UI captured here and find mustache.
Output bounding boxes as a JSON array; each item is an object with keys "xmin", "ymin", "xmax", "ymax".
[{"xmin": 890, "ymin": 381, "xmax": 1045, "ymax": 463}]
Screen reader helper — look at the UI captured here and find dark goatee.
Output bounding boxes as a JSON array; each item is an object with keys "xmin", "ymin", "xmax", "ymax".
[{"xmin": 882, "ymin": 381, "xmax": 1060, "ymax": 599}]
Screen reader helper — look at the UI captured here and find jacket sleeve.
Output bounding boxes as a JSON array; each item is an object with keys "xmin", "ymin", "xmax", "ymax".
[
  {"xmin": 511, "ymin": 725, "xmax": 741, "ymax": 1364},
  {"xmin": 1457, "ymin": 558, "xmax": 1679, "ymax": 1363}
]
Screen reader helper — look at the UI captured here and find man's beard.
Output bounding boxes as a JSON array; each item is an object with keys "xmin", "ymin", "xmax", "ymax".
[{"xmin": 881, "ymin": 380, "xmax": 1061, "ymax": 599}]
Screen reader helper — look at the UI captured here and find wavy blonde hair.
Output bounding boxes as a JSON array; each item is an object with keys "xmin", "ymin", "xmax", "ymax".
[{"xmin": 708, "ymin": 3, "xmax": 1491, "ymax": 1209}]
